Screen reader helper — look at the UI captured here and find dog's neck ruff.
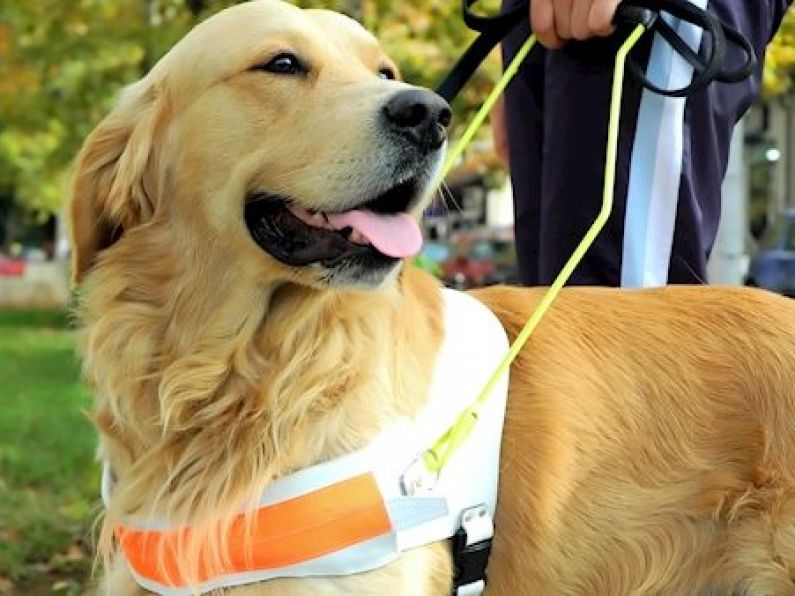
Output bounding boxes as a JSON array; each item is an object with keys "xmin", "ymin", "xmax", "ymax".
[{"xmin": 105, "ymin": 288, "xmax": 509, "ymax": 596}]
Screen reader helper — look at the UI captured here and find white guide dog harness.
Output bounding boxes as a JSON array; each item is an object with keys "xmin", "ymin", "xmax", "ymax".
[{"xmin": 104, "ymin": 289, "xmax": 509, "ymax": 595}]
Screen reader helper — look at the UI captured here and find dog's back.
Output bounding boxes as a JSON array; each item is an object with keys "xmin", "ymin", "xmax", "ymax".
[{"xmin": 472, "ymin": 285, "xmax": 795, "ymax": 595}]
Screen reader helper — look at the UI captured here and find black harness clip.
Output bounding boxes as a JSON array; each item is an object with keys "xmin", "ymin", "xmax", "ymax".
[{"xmin": 452, "ymin": 505, "xmax": 494, "ymax": 595}]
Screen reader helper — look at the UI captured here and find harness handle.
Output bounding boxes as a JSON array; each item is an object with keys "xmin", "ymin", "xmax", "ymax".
[
  {"xmin": 426, "ymin": 0, "xmax": 758, "ymax": 477},
  {"xmin": 427, "ymin": 24, "xmax": 648, "ymax": 474}
]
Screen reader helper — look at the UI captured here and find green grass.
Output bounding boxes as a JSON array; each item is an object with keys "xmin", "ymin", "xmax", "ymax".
[{"xmin": 0, "ymin": 309, "xmax": 96, "ymax": 594}]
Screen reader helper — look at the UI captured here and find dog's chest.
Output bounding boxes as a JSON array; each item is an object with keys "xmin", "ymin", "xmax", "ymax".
[{"xmin": 109, "ymin": 289, "xmax": 510, "ymax": 595}]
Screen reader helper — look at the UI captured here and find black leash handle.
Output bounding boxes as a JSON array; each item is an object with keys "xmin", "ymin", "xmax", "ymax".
[
  {"xmin": 615, "ymin": 0, "xmax": 756, "ymax": 97},
  {"xmin": 436, "ymin": 0, "xmax": 527, "ymax": 102},
  {"xmin": 617, "ymin": 1, "xmax": 723, "ymax": 97},
  {"xmin": 436, "ymin": 0, "xmax": 758, "ymax": 103}
]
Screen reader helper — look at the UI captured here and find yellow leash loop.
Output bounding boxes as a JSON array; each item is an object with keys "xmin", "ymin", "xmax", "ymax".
[{"xmin": 425, "ymin": 24, "xmax": 648, "ymax": 474}]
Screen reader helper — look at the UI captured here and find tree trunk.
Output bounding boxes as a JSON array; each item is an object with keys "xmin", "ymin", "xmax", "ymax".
[
  {"xmin": 3, "ymin": 201, "xmax": 18, "ymax": 253},
  {"xmin": 186, "ymin": 0, "xmax": 206, "ymax": 17}
]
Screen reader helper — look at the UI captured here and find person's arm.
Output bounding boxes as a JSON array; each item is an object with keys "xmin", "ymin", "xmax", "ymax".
[
  {"xmin": 530, "ymin": 0, "xmax": 622, "ymax": 49},
  {"xmin": 491, "ymin": 96, "xmax": 510, "ymax": 166}
]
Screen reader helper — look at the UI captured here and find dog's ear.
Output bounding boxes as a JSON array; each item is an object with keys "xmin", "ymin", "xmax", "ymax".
[{"xmin": 69, "ymin": 83, "xmax": 168, "ymax": 284}]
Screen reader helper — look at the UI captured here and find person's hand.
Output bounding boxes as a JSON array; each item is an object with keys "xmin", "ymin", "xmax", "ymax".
[{"xmin": 531, "ymin": 0, "xmax": 622, "ymax": 49}]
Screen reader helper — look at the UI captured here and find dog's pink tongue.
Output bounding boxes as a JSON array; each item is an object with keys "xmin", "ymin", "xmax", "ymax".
[{"xmin": 326, "ymin": 210, "xmax": 423, "ymax": 258}]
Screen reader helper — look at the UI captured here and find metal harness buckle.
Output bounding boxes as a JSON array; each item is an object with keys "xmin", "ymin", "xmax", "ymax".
[{"xmin": 453, "ymin": 504, "xmax": 494, "ymax": 596}]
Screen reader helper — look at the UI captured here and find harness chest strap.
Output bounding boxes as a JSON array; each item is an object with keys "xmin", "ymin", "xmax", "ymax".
[
  {"xmin": 107, "ymin": 289, "xmax": 510, "ymax": 595},
  {"xmin": 115, "ymin": 472, "xmax": 450, "ymax": 595}
]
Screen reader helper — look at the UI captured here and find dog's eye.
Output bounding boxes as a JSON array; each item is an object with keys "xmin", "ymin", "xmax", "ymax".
[
  {"xmin": 378, "ymin": 67, "xmax": 396, "ymax": 80},
  {"xmin": 257, "ymin": 53, "xmax": 306, "ymax": 75}
]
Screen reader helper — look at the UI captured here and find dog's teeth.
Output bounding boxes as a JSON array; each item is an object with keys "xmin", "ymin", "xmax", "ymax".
[
  {"xmin": 349, "ymin": 230, "xmax": 368, "ymax": 245},
  {"xmin": 311, "ymin": 212, "xmax": 325, "ymax": 225}
]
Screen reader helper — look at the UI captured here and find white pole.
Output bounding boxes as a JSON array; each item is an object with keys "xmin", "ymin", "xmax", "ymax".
[{"xmin": 708, "ymin": 118, "xmax": 748, "ymax": 285}]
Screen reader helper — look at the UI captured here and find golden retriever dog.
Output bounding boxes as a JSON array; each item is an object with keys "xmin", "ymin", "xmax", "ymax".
[{"xmin": 68, "ymin": 1, "xmax": 795, "ymax": 594}]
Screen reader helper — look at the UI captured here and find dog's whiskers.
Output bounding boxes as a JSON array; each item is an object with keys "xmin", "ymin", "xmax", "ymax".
[{"xmin": 441, "ymin": 182, "xmax": 462, "ymax": 215}]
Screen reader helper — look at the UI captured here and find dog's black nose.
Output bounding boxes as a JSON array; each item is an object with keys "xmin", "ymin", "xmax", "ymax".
[{"xmin": 383, "ymin": 89, "xmax": 451, "ymax": 151}]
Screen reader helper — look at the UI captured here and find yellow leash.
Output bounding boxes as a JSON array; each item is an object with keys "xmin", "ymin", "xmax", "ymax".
[{"xmin": 425, "ymin": 24, "xmax": 648, "ymax": 474}]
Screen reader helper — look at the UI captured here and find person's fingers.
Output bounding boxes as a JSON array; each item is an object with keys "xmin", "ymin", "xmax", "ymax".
[
  {"xmin": 571, "ymin": 0, "xmax": 593, "ymax": 40},
  {"xmin": 589, "ymin": 0, "xmax": 621, "ymax": 36},
  {"xmin": 553, "ymin": 0, "xmax": 574, "ymax": 41},
  {"xmin": 531, "ymin": 0, "xmax": 564, "ymax": 49},
  {"xmin": 533, "ymin": 0, "xmax": 619, "ymax": 47}
]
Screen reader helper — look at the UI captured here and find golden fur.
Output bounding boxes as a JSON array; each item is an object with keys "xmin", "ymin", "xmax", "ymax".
[{"xmin": 69, "ymin": 1, "xmax": 795, "ymax": 594}]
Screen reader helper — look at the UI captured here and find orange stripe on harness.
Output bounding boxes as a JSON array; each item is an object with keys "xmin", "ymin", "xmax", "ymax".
[{"xmin": 116, "ymin": 473, "xmax": 392, "ymax": 588}]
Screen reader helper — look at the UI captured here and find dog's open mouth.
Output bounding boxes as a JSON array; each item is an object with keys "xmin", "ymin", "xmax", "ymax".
[{"xmin": 245, "ymin": 177, "xmax": 424, "ymax": 267}]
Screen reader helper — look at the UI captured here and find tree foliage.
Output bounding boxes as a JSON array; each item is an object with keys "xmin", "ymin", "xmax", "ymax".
[
  {"xmin": 2, "ymin": 1, "xmax": 148, "ymax": 215},
  {"xmin": 0, "ymin": 0, "xmax": 500, "ymax": 217},
  {"xmin": 764, "ymin": 6, "xmax": 795, "ymax": 98}
]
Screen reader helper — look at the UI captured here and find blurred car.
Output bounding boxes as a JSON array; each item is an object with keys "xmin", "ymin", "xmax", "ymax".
[
  {"xmin": 0, "ymin": 254, "xmax": 26, "ymax": 277},
  {"xmin": 746, "ymin": 209, "xmax": 795, "ymax": 297},
  {"xmin": 443, "ymin": 254, "xmax": 497, "ymax": 289},
  {"xmin": 442, "ymin": 238, "xmax": 518, "ymax": 289}
]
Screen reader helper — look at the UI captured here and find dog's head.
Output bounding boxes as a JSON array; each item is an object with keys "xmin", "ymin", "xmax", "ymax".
[{"xmin": 70, "ymin": 0, "xmax": 450, "ymax": 289}]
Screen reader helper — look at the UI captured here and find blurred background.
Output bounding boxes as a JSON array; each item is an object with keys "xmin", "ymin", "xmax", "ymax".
[{"xmin": 1, "ymin": 1, "xmax": 795, "ymax": 593}]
